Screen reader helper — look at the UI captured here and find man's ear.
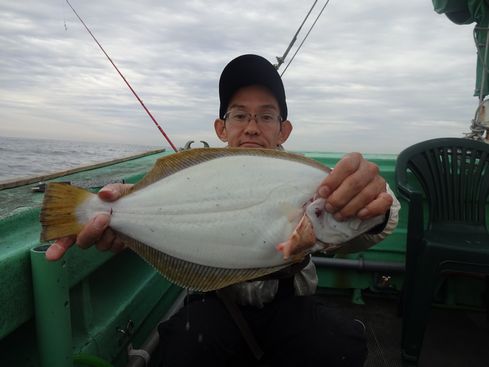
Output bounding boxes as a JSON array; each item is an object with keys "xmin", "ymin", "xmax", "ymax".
[
  {"xmin": 278, "ymin": 120, "xmax": 293, "ymax": 145},
  {"xmin": 214, "ymin": 119, "xmax": 227, "ymax": 142}
]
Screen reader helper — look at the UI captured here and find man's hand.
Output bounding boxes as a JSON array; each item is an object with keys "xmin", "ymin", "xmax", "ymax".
[
  {"xmin": 45, "ymin": 183, "xmax": 133, "ymax": 261},
  {"xmin": 317, "ymin": 152, "xmax": 393, "ymax": 221}
]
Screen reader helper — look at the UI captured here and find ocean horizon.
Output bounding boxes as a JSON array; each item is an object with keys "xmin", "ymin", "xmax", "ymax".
[{"xmin": 0, "ymin": 135, "xmax": 166, "ymax": 183}]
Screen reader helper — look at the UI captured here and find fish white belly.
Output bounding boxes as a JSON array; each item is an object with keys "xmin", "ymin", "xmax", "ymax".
[
  {"xmin": 101, "ymin": 155, "xmax": 325, "ymax": 269},
  {"xmin": 42, "ymin": 147, "xmax": 386, "ymax": 291}
]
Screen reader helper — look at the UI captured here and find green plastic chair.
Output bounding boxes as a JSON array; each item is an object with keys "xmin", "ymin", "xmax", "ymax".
[{"xmin": 395, "ymin": 137, "xmax": 489, "ymax": 365}]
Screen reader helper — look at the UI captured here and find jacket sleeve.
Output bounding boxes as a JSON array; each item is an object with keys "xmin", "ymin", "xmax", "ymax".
[{"xmin": 332, "ymin": 184, "xmax": 400, "ymax": 254}]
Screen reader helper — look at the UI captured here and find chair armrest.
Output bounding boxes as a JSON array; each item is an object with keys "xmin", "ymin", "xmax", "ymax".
[
  {"xmin": 404, "ymin": 191, "xmax": 425, "ymax": 262},
  {"xmin": 406, "ymin": 191, "xmax": 424, "ymax": 238}
]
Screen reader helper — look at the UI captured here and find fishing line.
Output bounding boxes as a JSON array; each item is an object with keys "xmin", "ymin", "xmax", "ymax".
[{"xmin": 65, "ymin": 0, "xmax": 178, "ymax": 152}]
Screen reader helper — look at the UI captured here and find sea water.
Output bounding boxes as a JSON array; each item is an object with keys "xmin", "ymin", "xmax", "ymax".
[{"xmin": 0, "ymin": 136, "xmax": 164, "ymax": 183}]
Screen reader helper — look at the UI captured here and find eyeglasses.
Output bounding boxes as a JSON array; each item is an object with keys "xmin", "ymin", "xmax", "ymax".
[{"xmin": 224, "ymin": 110, "xmax": 282, "ymax": 127}]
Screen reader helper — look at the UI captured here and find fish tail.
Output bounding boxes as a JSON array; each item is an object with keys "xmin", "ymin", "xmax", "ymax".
[{"xmin": 40, "ymin": 183, "xmax": 94, "ymax": 241}]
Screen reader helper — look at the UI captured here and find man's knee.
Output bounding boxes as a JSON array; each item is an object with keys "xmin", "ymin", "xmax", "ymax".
[
  {"xmin": 310, "ymin": 304, "xmax": 367, "ymax": 366},
  {"xmin": 273, "ymin": 296, "xmax": 367, "ymax": 366},
  {"xmin": 158, "ymin": 294, "xmax": 247, "ymax": 366}
]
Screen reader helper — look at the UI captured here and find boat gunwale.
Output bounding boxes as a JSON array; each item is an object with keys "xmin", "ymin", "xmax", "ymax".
[{"xmin": 0, "ymin": 149, "xmax": 166, "ymax": 191}]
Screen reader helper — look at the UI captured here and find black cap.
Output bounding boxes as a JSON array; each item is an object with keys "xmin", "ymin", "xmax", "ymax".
[{"xmin": 219, "ymin": 54, "xmax": 287, "ymax": 120}]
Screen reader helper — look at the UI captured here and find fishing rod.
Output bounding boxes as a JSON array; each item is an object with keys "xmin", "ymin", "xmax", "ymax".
[
  {"xmin": 275, "ymin": 0, "xmax": 318, "ymax": 71},
  {"xmin": 278, "ymin": 0, "xmax": 331, "ymax": 77},
  {"xmin": 65, "ymin": 0, "xmax": 178, "ymax": 152}
]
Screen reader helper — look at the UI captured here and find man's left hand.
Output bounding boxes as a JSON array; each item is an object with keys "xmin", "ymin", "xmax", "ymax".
[{"xmin": 317, "ymin": 152, "xmax": 393, "ymax": 221}]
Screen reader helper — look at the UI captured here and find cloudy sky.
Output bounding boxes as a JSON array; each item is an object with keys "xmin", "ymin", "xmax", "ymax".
[{"xmin": 0, "ymin": 0, "xmax": 481, "ymax": 154}]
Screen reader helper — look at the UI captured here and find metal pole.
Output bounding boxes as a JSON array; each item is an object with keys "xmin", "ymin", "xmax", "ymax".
[
  {"xmin": 125, "ymin": 290, "xmax": 186, "ymax": 367},
  {"xmin": 312, "ymin": 256, "xmax": 405, "ymax": 273},
  {"xmin": 31, "ymin": 245, "xmax": 73, "ymax": 367}
]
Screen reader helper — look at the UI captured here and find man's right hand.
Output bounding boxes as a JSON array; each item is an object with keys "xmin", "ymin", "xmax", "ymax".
[{"xmin": 45, "ymin": 183, "xmax": 134, "ymax": 261}]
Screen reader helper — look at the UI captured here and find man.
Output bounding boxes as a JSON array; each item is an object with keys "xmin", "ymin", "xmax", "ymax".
[{"xmin": 47, "ymin": 54, "xmax": 400, "ymax": 366}]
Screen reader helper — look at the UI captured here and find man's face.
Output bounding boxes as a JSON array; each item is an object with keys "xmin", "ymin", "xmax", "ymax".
[{"xmin": 214, "ymin": 85, "xmax": 292, "ymax": 149}]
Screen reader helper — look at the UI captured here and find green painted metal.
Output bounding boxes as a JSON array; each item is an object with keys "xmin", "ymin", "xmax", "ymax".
[
  {"xmin": 432, "ymin": 0, "xmax": 489, "ymax": 98},
  {"xmin": 31, "ymin": 245, "xmax": 73, "ymax": 367},
  {"xmin": 0, "ymin": 209, "xmax": 40, "ymax": 339},
  {"xmin": 73, "ymin": 353, "xmax": 113, "ymax": 367}
]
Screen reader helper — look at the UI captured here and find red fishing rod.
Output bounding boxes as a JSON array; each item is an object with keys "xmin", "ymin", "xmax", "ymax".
[{"xmin": 66, "ymin": 0, "xmax": 178, "ymax": 152}]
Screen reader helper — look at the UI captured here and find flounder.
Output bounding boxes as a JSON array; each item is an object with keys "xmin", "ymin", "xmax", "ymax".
[{"xmin": 40, "ymin": 148, "xmax": 384, "ymax": 291}]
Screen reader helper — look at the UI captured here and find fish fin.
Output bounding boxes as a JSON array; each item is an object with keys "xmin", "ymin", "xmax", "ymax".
[
  {"xmin": 40, "ymin": 183, "xmax": 94, "ymax": 241},
  {"xmin": 118, "ymin": 232, "xmax": 290, "ymax": 291},
  {"xmin": 276, "ymin": 214, "xmax": 316, "ymax": 260},
  {"xmin": 129, "ymin": 147, "xmax": 331, "ymax": 194}
]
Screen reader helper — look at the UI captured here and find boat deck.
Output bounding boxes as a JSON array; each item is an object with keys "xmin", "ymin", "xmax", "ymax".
[
  {"xmin": 158, "ymin": 288, "xmax": 489, "ymax": 367},
  {"xmin": 317, "ymin": 290, "xmax": 489, "ymax": 367}
]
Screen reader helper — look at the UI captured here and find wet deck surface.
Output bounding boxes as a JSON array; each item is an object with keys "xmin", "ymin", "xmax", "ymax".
[{"xmin": 319, "ymin": 291, "xmax": 489, "ymax": 367}]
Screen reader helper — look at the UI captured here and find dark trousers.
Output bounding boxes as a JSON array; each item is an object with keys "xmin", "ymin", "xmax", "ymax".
[{"xmin": 158, "ymin": 288, "xmax": 367, "ymax": 367}]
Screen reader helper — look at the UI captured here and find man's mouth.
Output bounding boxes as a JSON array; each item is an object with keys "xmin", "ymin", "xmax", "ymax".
[{"xmin": 240, "ymin": 142, "xmax": 263, "ymax": 148}]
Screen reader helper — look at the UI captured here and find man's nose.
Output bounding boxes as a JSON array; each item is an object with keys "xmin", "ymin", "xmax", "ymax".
[{"xmin": 244, "ymin": 117, "xmax": 260, "ymax": 134}]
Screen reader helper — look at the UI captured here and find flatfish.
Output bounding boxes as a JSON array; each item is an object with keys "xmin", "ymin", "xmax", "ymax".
[{"xmin": 40, "ymin": 148, "xmax": 383, "ymax": 291}]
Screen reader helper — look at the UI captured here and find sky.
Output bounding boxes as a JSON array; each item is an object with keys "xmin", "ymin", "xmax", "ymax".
[{"xmin": 0, "ymin": 0, "xmax": 482, "ymax": 154}]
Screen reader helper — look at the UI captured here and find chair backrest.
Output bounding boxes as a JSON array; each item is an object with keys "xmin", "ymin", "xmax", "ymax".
[{"xmin": 396, "ymin": 137, "xmax": 489, "ymax": 231}]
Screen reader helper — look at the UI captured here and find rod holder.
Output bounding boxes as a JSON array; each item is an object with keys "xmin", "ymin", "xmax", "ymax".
[{"xmin": 31, "ymin": 245, "xmax": 73, "ymax": 367}]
